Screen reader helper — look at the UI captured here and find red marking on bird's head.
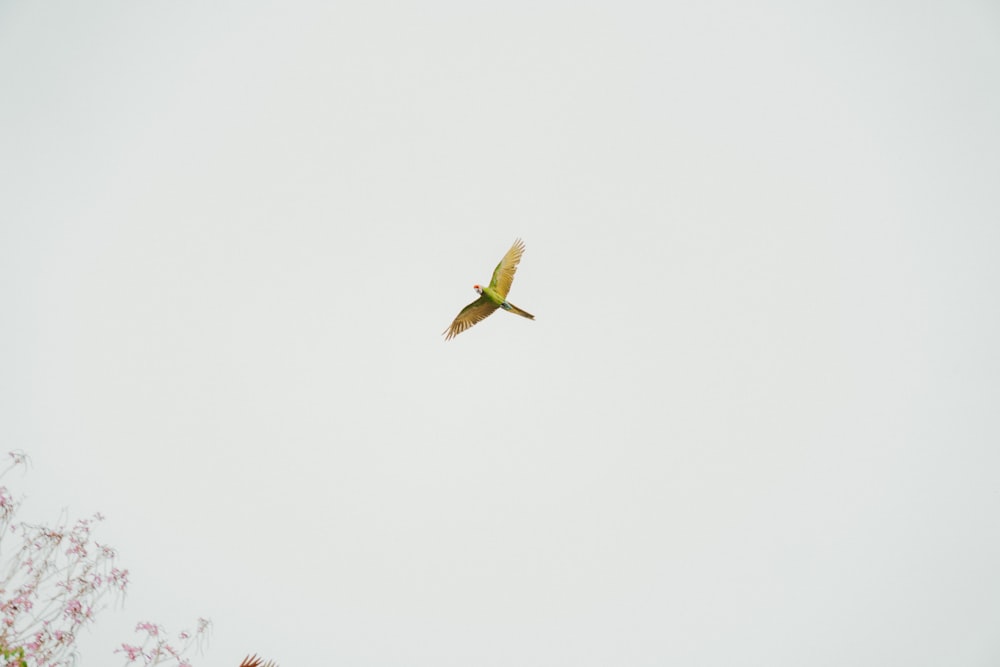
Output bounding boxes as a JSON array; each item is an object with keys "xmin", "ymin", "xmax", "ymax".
[{"xmin": 473, "ymin": 284, "xmax": 482, "ymax": 294}]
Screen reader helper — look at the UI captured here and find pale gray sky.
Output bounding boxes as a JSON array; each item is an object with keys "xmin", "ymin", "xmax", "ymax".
[{"xmin": 2, "ymin": 1, "xmax": 1000, "ymax": 665}]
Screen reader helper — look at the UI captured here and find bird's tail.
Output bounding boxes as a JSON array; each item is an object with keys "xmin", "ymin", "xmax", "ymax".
[{"xmin": 505, "ymin": 302, "xmax": 535, "ymax": 320}]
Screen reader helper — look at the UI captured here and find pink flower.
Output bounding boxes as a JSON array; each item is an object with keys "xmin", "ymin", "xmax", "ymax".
[
  {"xmin": 136, "ymin": 621, "xmax": 161, "ymax": 636},
  {"xmin": 118, "ymin": 643, "xmax": 142, "ymax": 661},
  {"xmin": 63, "ymin": 599, "xmax": 83, "ymax": 622},
  {"xmin": 110, "ymin": 567, "xmax": 130, "ymax": 590}
]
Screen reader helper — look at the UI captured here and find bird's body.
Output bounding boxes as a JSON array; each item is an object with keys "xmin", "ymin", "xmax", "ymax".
[{"xmin": 444, "ymin": 239, "xmax": 535, "ymax": 340}]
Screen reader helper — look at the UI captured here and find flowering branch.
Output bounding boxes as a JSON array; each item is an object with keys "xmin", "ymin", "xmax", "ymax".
[
  {"xmin": 0, "ymin": 452, "xmax": 127, "ymax": 665},
  {"xmin": 116, "ymin": 618, "xmax": 212, "ymax": 666},
  {"xmin": 0, "ymin": 451, "xmax": 210, "ymax": 666}
]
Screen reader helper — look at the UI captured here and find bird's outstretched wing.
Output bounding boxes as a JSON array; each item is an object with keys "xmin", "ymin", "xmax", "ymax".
[
  {"xmin": 239, "ymin": 655, "xmax": 279, "ymax": 667},
  {"xmin": 443, "ymin": 295, "xmax": 499, "ymax": 340},
  {"xmin": 488, "ymin": 238, "xmax": 526, "ymax": 299}
]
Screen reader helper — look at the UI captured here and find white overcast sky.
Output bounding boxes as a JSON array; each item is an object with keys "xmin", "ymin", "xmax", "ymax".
[{"xmin": 2, "ymin": 1, "xmax": 1000, "ymax": 665}]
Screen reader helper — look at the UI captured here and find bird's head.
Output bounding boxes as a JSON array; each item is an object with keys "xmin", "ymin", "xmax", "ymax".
[{"xmin": 473, "ymin": 284, "xmax": 483, "ymax": 295}]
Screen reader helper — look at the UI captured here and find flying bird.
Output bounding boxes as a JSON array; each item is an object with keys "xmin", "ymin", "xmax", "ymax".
[{"xmin": 444, "ymin": 238, "xmax": 535, "ymax": 340}]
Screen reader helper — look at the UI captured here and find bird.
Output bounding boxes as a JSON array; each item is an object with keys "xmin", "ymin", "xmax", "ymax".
[{"xmin": 443, "ymin": 238, "xmax": 535, "ymax": 340}]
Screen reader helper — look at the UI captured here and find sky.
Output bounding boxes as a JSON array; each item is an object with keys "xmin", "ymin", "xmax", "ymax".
[{"xmin": 2, "ymin": 1, "xmax": 1000, "ymax": 665}]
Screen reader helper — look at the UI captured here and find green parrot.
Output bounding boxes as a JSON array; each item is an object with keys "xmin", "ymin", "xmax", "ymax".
[{"xmin": 444, "ymin": 238, "xmax": 535, "ymax": 340}]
